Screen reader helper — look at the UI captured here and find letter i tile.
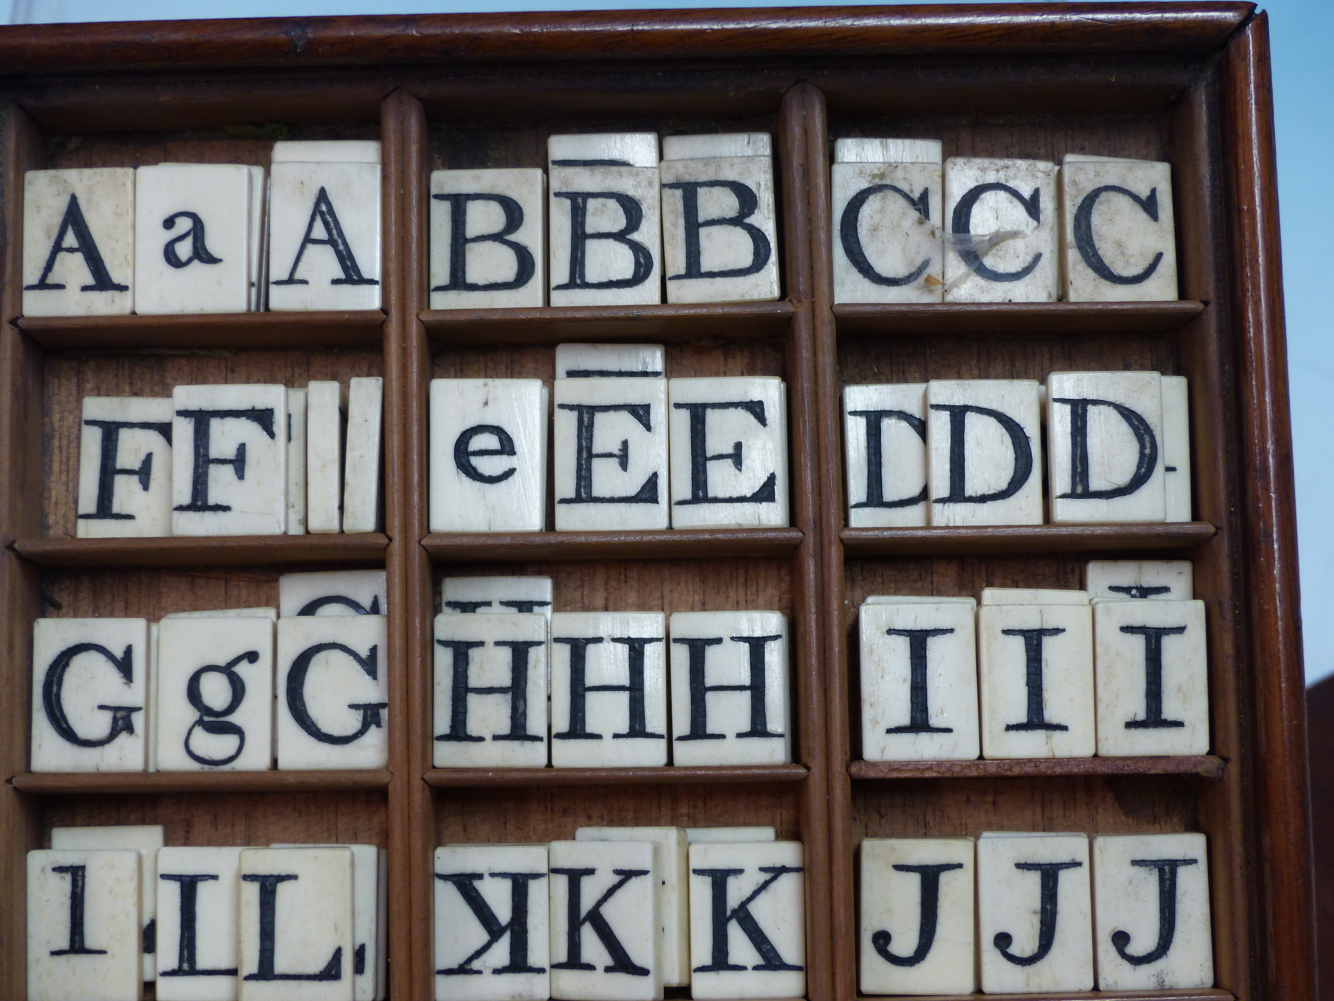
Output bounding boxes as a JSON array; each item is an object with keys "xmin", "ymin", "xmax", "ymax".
[{"xmin": 155, "ymin": 846, "xmax": 244, "ymax": 1000}]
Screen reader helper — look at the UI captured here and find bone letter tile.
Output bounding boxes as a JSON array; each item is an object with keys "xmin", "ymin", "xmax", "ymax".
[
  {"xmin": 431, "ymin": 379, "xmax": 548, "ymax": 533},
  {"xmin": 576, "ymin": 827, "xmax": 688, "ymax": 987},
  {"xmin": 341, "ymin": 377, "xmax": 383, "ymax": 534},
  {"xmin": 943, "ymin": 157, "xmax": 1058, "ymax": 303},
  {"xmin": 155, "ymin": 846, "xmax": 244, "ymax": 1000},
  {"xmin": 685, "ymin": 827, "xmax": 776, "ymax": 843},
  {"xmin": 844, "ymin": 384, "xmax": 928, "ymax": 527},
  {"xmin": 549, "ymin": 839, "xmax": 661, "ymax": 1001},
  {"xmin": 305, "ymin": 380, "xmax": 343, "ymax": 534},
  {"xmin": 661, "ymin": 136, "xmax": 779, "ymax": 304},
  {"xmin": 1094, "ymin": 599, "xmax": 1209, "ymax": 756},
  {"xmin": 548, "ymin": 133, "xmax": 662, "ymax": 307},
  {"xmin": 76, "ymin": 396, "xmax": 174, "ymax": 538},
  {"xmin": 435, "ymin": 844, "xmax": 550, "ymax": 1001},
  {"xmin": 1061, "ymin": 156, "xmax": 1178, "ymax": 303},
  {"xmin": 688, "ymin": 840, "xmax": 805, "ymax": 1000},
  {"xmin": 434, "ymin": 612, "xmax": 549, "ymax": 768},
  {"xmin": 977, "ymin": 832, "xmax": 1092, "ymax": 993},
  {"xmin": 276, "ymin": 615, "xmax": 388, "ymax": 770},
  {"xmin": 430, "ymin": 169, "xmax": 546, "ymax": 310},
  {"xmin": 172, "ymin": 384, "xmax": 287, "ymax": 537},
  {"xmin": 978, "ymin": 603, "xmax": 1095, "ymax": 758},
  {"xmin": 28, "ymin": 849, "xmax": 141, "ymax": 1001},
  {"xmin": 31, "ymin": 617, "xmax": 149, "ymax": 772},
  {"xmin": 860, "ymin": 600, "xmax": 979, "ymax": 761},
  {"xmin": 859, "ymin": 837, "xmax": 975, "ymax": 995},
  {"xmin": 286, "ymin": 388, "xmax": 307, "ymax": 534},
  {"xmin": 135, "ymin": 164, "xmax": 253, "ymax": 315},
  {"xmin": 926, "ymin": 380, "xmax": 1043, "ymax": 526},
  {"xmin": 1162, "ymin": 375, "xmax": 1193, "ymax": 522},
  {"xmin": 268, "ymin": 161, "xmax": 382, "ymax": 311},
  {"xmin": 555, "ymin": 343, "xmax": 664, "ymax": 379},
  {"xmin": 441, "ymin": 576, "xmax": 553, "ymax": 617},
  {"xmin": 551, "ymin": 612, "xmax": 667, "ymax": 767},
  {"xmin": 554, "ymin": 377, "xmax": 668, "ymax": 531},
  {"xmin": 51, "ymin": 824, "xmax": 163, "ymax": 982},
  {"xmin": 980, "ymin": 588, "xmax": 1089, "ymax": 606},
  {"xmin": 23, "ymin": 167, "xmax": 135, "ymax": 317},
  {"xmin": 1046, "ymin": 371, "xmax": 1166, "ymax": 524},
  {"xmin": 272, "ymin": 141, "xmax": 381, "ymax": 164},
  {"xmin": 669, "ymin": 611, "xmax": 790, "ymax": 766},
  {"xmin": 238, "ymin": 847, "xmax": 354, "ymax": 1001},
  {"xmin": 280, "ymin": 570, "xmax": 387, "ymax": 617},
  {"xmin": 1093, "ymin": 833, "xmax": 1212, "ymax": 990},
  {"xmin": 1085, "ymin": 560, "xmax": 1193, "ymax": 601},
  {"xmin": 161, "ymin": 608, "xmax": 277, "ymax": 620},
  {"xmin": 155, "ymin": 616, "xmax": 275, "ymax": 772},
  {"xmin": 669, "ymin": 376, "xmax": 788, "ymax": 529}
]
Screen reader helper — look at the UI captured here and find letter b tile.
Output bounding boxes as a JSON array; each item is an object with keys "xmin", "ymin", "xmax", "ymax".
[{"xmin": 430, "ymin": 169, "xmax": 546, "ymax": 309}]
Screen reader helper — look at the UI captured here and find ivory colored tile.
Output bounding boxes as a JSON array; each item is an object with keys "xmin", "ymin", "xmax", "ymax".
[
  {"xmin": 688, "ymin": 840, "xmax": 805, "ymax": 1000},
  {"xmin": 943, "ymin": 157, "xmax": 1058, "ymax": 303},
  {"xmin": 663, "ymin": 133, "xmax": 771, "ymax": 159},
  {"xmin": 434, "ymin": 612, "xmax": 549, "ymax": 768},
  {"xmin": 549, "ymin": 839, "xmax": 661, "ymax": 1001},
  {"xmin": 280, "ymin": 570, "xmax": 387, "ymax": 617},
  {"xmin": 270, "ymin": 844, "xmax": 380, "ymax": 1001},
  {"xmin": 248, "ymin": 166, "xmax": 266, "ymax": 311},
  {"xmin": 1061, "ymin": 156, "xmax": 1178, "ymax": 302},
  {"xmin": 435, "ymin": 844, "xmax": 550, "ymax": 1001},
  {"xmin": 550, "ymin": 612, "xmax": 667, "ymax": 767},
  {"xmin": 859, "ymin": 838, "xmax": 975, "ymax": 995},
  {"xmin": 669, "ymin": 376, "xmax": 789, "ymax": 529},
  {"xmin": 155, "ymin": 616, "xmax": 274, "ymax": 772},
  {"xmin": 1046, "ymin": 371, "xmax": 1166, "ymax": 524},
  {"xmin": 342, "ymin": 377, "xmax": 383, "ymax": 533},
  {"xmin": 669, "ymin": 611, "xmax": 790, "ymax": 766},
  {"xmin": 832, "ymin": 160, "xmax": 944, "ymax": 304},
  {"xmin": 863, "ymin": 595, "xmax": 977, "ymax": 607},
  {"xmin": 843, "ymin": 384, "xmax": 928, "ymax": 527},
  {"xmin": 268, "ymin": 161, "xmax": 382, "ymax": 311},
  {"xmin": 926, "ymin": 380, "xmax": 1043, "ymax": 526},
  {"xmin": 23, "ymin": 167, "xmax": 135, "ymax": 317},
  {"xmin": 306, "ymin": 380, "xmax": 343, "ymax": 534},
  {"xmin": 550, "ymin": 133, "xmax": 659, "ymax": 168},
  {"xmin": 860, "ymin": 601, "xmax": 979, "ymax": 761},
  {"xmin": 31, "ymin": 617, "xmax": 149, "ymax": 773},
  {"xmin": 431, "ymin": 379, "xmax": 548, "ymax": 533},
  {"xmin": 162, "ymin": 608, "xmax": 277, "ymax": 619},
  {"xmin": 149, "ymin": 623, "xmax": 160, "ymax": 772},
  {"xmin": 51, "ymin": 824, "xmax": 163, "ymax": 982},
  {"xmin": 548, "ymin": 147, "xmax": 662, "ymax": 306},
  {"xmin": 686, "ymin": 827, "xmax": 776, "ymax": 843},
  {"xmin": 980, "ymin": 588, "xmax": 1089, "ymax": 605},
  {"xmin": 155, "ymin": 846, "xmax": 244, "ymax": 1000},
  {"xmin": 442, "ymin": 576, "xmax": 553, "ymax": 616},
  {"xmin": 555, "ymin": 343, "xmax": 664, "ymax": 378},
  {"xmin": 272, "ymin": 141, "xmax": 381, "ymax": 164},
  {"xmin": 276, "ymin": 616, "xmax": 388, "ymax": 770},
  {"xmin": 661, "ymin": 145, "xmax": 779, "ymax": 303},
  {"xmin": 238, "ymin": 847, "xmax": 354, "ymax": 1001},
  {"xmin": 171, "ymin": 384, "xmax": 287, "ymax": 537},
  {"xmin": 135, "ymin": 164, "xmax": 252, "ymax": 315},
  {"xmin": 576, "ymin": 827, "xmax": 688, "ymax": 987},
  {"xmin": 1095, "ymin": 599, "xmax": 1209, "ymax": 756},
  {"xmin": 28, "ymin": 849, "xmax": 141, "ymax": 1001},
  {"xmin": 554, "ymin": 377, "xmax": 668, "ymax": 531},
  {"xmin": 76, "ymin": 396, "xmax": 174, "ymax": 538},
  {"xmin": 430, "ymin": 168, "xmax": 546, "ymax": 309},
  {"xmin": 1093, "ymin": 833, "xmax": 1212, "ymax": 990},
  {"xmin": 978, "ymin": 603, "xmax": 1095, "ymax": 759},
  {"xmin": 287, "ymin": 388, "xmax": 307, "ymax": 534},
  {"xmin": 1086, "ymin": 560, "xmax": 1193, "ymax": 601},
  {"xmin": 1162, "ymin": 375, "xmax": 1193, "ymax": 522},
  {"xmin": 977, "ymin": 832, "xmax": 1092, "ymax": 993}
]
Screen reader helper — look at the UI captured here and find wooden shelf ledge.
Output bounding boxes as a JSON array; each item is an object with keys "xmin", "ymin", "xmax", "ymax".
[
  {"xmin": 13, "ymin": 533, "xmax": 389, "ymax": 568},
  {"xmin": 424, "ymin": 528, "xmax": 803, "ymax": 562},
  {"xmin": 425, "ymin": 764, "xmax": 808, "ymax": 787},
  {"xmin": 422, "ymin": 299, "xmax": 794, "ymax": 345},
  {"xmin": 16, "ymin": 309, "xmax": 386, "ymax": 350},
  {"xmin": 841, "ymin": 522, "xmax": 1217, "ymax": 557},
  {"xmin": 850, "ymin": 755, "xmax": 1225, "ymax": 781},
  {"xmin": 10, "ymin": 769, "xmax": 392, "ymax": 794},
  {"xmin": 833, "ymin": 300, "xmax": 1206, "ymax": 338}
]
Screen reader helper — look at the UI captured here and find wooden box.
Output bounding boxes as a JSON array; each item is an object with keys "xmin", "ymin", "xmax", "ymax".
[{"xmin": 0, "ymin": 5, "xmax": 1310, "ymax": 1001}]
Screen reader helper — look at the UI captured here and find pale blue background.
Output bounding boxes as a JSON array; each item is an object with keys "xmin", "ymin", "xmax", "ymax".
[{"xmin": 6, "ymin": 0, "xmax": 1331, "ymax": 683}]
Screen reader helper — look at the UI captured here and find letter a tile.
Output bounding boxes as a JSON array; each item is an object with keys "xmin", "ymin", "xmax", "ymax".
[
  {"xmin": 859, "ymin": 838, "xmax": 975, "ymax": 995},
  {"xmin": 76, "ymin": 396, "xmax": 174, "ymax": 538},
  {"xmin": 155, "ymin": 846, "xmax": 244, "ymax": 1000},
  {"xmin": 844, "ymin": 384, "xmax": 928, "ymax": 527},
  {"xmin": 435, "ymin": 844, "xmax": 550, "ymax": 1001},
  {"xmin": 430, "ymin": 169, "xmax": 546, "ymax": 309}
]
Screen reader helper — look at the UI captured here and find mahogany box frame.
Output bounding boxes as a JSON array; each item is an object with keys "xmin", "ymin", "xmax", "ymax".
[{"xmin": 0, "ymin": 6, "xmax": 1308, "ymax": 1001}]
